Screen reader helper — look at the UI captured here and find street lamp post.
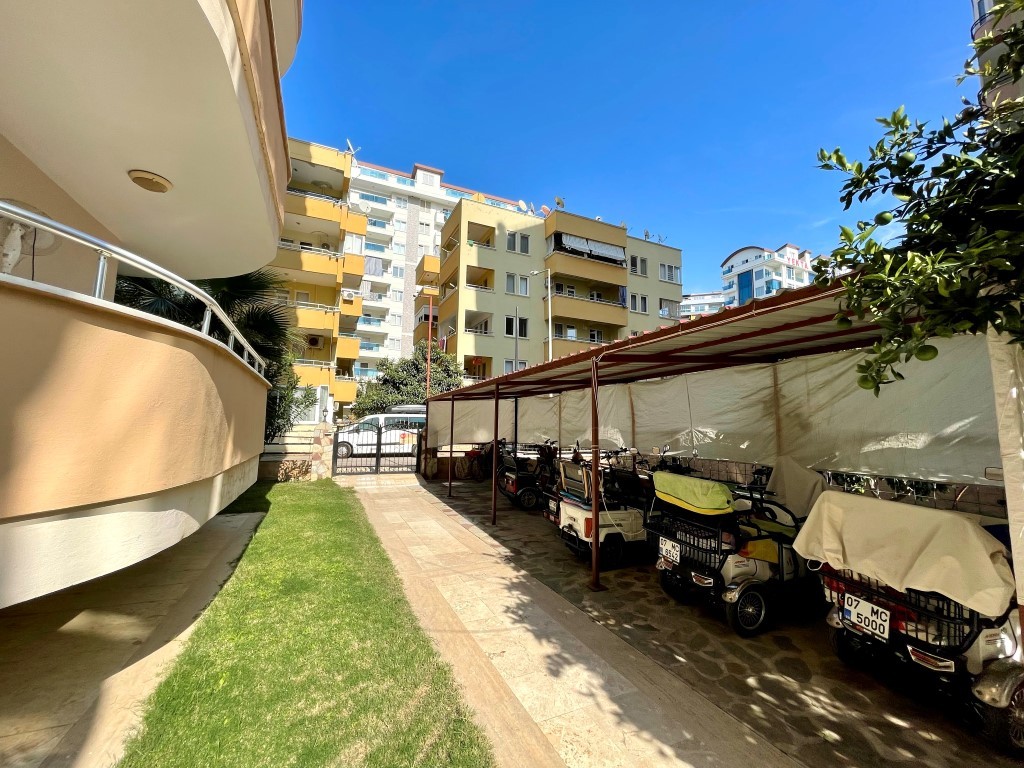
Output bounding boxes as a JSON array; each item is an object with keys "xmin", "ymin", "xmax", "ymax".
[{"xmin": 530, "ymin": 268, "xmax": 553, "ymax": 362}]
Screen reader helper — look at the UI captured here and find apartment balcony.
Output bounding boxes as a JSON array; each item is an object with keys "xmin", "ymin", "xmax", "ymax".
[
  {"xmin": 356, "ymin": 316, "xmax": 390, "ymax": 337},
  {"xmin": 544, "ymin": 336, "xmax": 609, "ymax": 359},
  {"xmin": 464, "ymin": 309, "xmax": 493, "ymax": 338},
  {"xmin": 338, "ymin": 294, "xmax": 363, "ymax": 318},
  {"xmin": 331, "ymin": 377, "xmax": 359, "ymax": 404},
  {"xmin": 416, "ymin": 254, "xmax": 441, "ymax": 286},
  {"xmin": 366, "ymin": 217, "xmax": 394, "ymax": 238},
  {"xmin": 286, "ymin": 189, "xmax": 346, "ymax": 224},
  {"xmin": 466, "ymin": 265, "xmax": 495, "ymax": 292},
  {"xmin": 546, "ymin": 292, "xmax": 628, "ymax": 327},
  {"xmin": 336, "ymin": 334, "xmax": 360, "ymax": 361},
  {"xmin": 0, "ymin": 203, "xmax": 269, "ymax": 609},
  {"xmin": 362, "ymin": 291, "xmax": 389, "ymax": 309},
  {"xmin": 545, "ymin": 250, "xmax": 626, "ymax": 287},
  {"xmin": 358, "ymin": 341, "xmax": 388, "ymax": 359},
  {"xmin": 294, "ymin": 358, "xmax": 335, "ymax": 389},
  {"xmin": 273, "ymin": 240, "xmax": 342, "ymax": 277},
  {"xmin": 340, "ymin": 254, "xmax": 365, "ymax": 290},
  {"xmin": 353, "ymin": 193, "xmax": 392, "ymax": 216}
]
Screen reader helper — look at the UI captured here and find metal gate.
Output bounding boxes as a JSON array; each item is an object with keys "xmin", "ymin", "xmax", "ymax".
[{"xmin": 332, "ymin": 423, "xmax": 421, "ymax": 475}]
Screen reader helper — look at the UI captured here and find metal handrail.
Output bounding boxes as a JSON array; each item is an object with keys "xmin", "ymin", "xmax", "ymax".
[
  {"xmin": 277, "ymin": 240, "xmax": 340, "ymax": 258},
  {"xmin": 286, "ymin": 187, "xmax": 342, "ymax": 205},
  {"xmin": 972, "ymin": 8, "xmax": 996, "ymax": 37},
  {"xmin": 294, "ymin": 358, "xmax": 333, "ymax": 368},
  {"xmin": 0, "ymin": 200, "xmax": 265, "ymax": 375}
]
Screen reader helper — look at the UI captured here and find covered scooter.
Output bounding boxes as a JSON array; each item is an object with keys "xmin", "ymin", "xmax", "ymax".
[{"xmin": 795, "ymin": 491, "xmax": 1023, "ymax": 755}]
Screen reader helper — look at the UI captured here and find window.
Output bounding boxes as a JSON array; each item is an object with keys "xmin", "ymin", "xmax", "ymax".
[
  {"xmin": 395, "ymin": 196, "xmax": 408, "ymax": 209},
  {"xmin": 391, "ymin": 289, "xmax": 403, "ymax": 302},
  {"xmin": 503, "ymin": 360, "xmax": 528, "ymax": 373},
  {"xmin": 629, "ymin": 293, "xmax": 648, "ymax": 313},
  {"xmin": 418, "ymin": 245, "xmax": 426, "ymax": 257},
  {"xmin": 754, "ymin": 269, "xmax": 764, "ymax": 280},
  {"xmin": 418, "ymin": 222, "xmax": 431, "ymax": 235},
  {"xmin": 389, "ymin": 313, "xmax": 402, "ymax": 325},
  {"xmin": 441, "ymin": 208, "xmax": 451, "ymax": 221},
  {"xmin": 274, "ymin": 289, "xmax": 289, "ymax": 303},
  {"xmin": 361, "ymin": 167, "xmax": 390, "ymax": 181},
  {"xmin": 507, "ymin": 231, "xmax": 517, "ymax": 251},
  {"xmin": 786, "ymin": 267, "xmax": 796, "ymax": 281},
  {"xmin": 420, "ymin": 172, "xmax": 439, "ymax": 187},
  {"xmin": 630, "ymin": 330, "xmax": 640, "ymax": 337},
  {"xmin": 392, "ymin": 242, "xmax": 405, "ymax": 256},
  {"xmin": 659, "ymin": 299, "xmax": 680, "ymax": 319},
  {"xmin": 394, "ymin": 218, "xmax": 406, "ymax": 232},
  {"xmin": 365, "ymin": 242, "xmax": 386, "ymax": 253},
  {"xmin": 660, "ymin": 263, "xmax": 681, "ymax": 283},
  {"xmin": 565, "ymin": 284, "xmax": 576, "ymax": 297},
  {"xmin": 755, "ymin": 287, "xmax": 765, "ymax": 297},
  {"xmin": 368, "ymin": 217, "xmax": 387, "ymax": 229},
  {"xmin": 519, "ymin": 234, "xmax": 530, "ymax": 254},
  {"xmin": 295, "ymin": 291, "xmax": 310, "ymax": 304},
  {"xmin": 565, "ymin": 324, "xmax": 576, "ymax": 340},
  {"xmin": 629, "ymin": 255, "xmax": 647, "ymax": 275},
  {"xmin": 589, "ymin": 329, "xmax": 604, "ymax": 343},
  {"xmin": 505, "ymin": 273, "xmax": 528, "ymax": 295},
  {"xmin": 397, "ymin": 176, "xmax": 415, "ymax": 187},
  {"xmin": 420, "ymin": 201, "xmax": 431, "ymax": 212},
  {"xmin": 392, "ymin": 265, "xmax": 405, "ymax": 278},
  {"xmin": 589, "ymin": 290, "xmax": 603, "ymax": 302},
  {"xmin": 504, "ymin": 316, "xmax": 528, "ymax": 337},
  {"xmin": 359, "ymin": 192, "xmax": 388, "ymax": 205},
  {"xmin": 639, "ymin": 257, "xmax": 648, "ymax": 276}
]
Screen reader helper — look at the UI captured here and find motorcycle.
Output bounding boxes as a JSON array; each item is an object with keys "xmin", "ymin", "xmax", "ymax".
[{"xmin": 498, "ymin": 439, "xmax": 558, "ymax": 510}]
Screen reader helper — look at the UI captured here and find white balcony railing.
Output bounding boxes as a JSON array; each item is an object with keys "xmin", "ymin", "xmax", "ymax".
[
  {"xmin": 466, "ymin": 283, "xmax": 493, "ymax": 292},
  {"xmin": 295, "ymin": 359, "xmax": 334, "ymax": 369},
  {"xmin": 0, "ymin": 200, "xmax": 266, "ymax": 375},
  {"xmin": 464, "ymin": 327, "xmax": 492, "ymax": 335},
  {"xmin": 278, "ymin": 240, "xmax": 340, "ymax": 258}
]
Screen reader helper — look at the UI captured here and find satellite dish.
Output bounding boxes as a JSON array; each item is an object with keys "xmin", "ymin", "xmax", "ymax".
[
  {"xmin": 644, "ymin": 229, "xmax": 651, "ymax": 241},
  {"xmin": 345, "ymin": 138, "xmax": 361, "ymax": 155},
  {"xmin": 517, "ymin": 199, "xmax": 528, "ymax": 212},
  {"xmin": 555, "ymin": 197, "xmax": 565, "ymax": 209},
  {"xmin": 358, "ymin": 202, "xmax": 371, "ymax": 213},
  {"xmin": 619, "ymin": 221, "xmax": 627, "ymax": 228},
  {"xmin": 595, "ymin": 216, "xmax": 602, "ymax": 222},
  {"xmin": 540, "ymin": 205, "xmax": 551, "ymax": 216}
]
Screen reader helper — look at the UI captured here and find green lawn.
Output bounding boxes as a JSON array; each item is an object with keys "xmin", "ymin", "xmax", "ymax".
[{"xmin": 119, "ymin": 480, "xmax": 495, "ymax": 768}]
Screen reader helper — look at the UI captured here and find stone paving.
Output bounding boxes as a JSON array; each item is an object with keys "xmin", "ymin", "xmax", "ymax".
[{"xmin": 413, "ymin": 478, "xmax": 1017, "ymax": 768}]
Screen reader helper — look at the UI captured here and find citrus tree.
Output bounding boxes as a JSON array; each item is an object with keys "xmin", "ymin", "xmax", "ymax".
[
  {"xmin": 814, "ymin": 0, "xmax": 1024, "ymax": 393},
  {"xmin": 351, "ymin": 340, "xmax": 465, "ymax": 417}
]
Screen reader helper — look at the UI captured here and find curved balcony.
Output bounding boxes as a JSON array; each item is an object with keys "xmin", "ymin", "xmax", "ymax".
[{"xmin": 0, "ymin": 203, "xmax": 269, "ymax": 610}]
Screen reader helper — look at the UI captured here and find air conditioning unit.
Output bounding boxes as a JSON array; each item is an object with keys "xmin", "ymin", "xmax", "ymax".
[
  {"xmin": 341, "ymin": 289, "xmax": 356, "ymax": 301},
  {"xmin": 307, "ymin": 335, "xmax": 324, "ymax": 349}
]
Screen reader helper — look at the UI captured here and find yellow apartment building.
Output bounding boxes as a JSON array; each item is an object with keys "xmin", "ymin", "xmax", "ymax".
[
  {"xmin": 270, "ymin": 138, "xmax": 368, "ymax": 419},
  {"xmin": 415, "ymin": 200, "xmax": 683, "ymax": 379}
]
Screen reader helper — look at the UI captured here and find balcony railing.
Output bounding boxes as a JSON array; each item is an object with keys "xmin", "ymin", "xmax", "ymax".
[
  {"xmin": 466, "ymin": 283, "xmax": 493, "ymax": 292},
  {"xmin": 286, "ymin": 187, "xmax": 342, "ymax": 205},
  {"xmin": 359, "ymin": 342, "xmax": 382, "ymax": 351},
  {"xmin": 550, "ymin": 290, "xmax": 625, "ymax": 308},
  {"xmin": 276, "ymin": 298, "xmax": 339, "ymax": 312},
  {"xmin": 295, "ymin": 359, "xmax": 333, "ymax": 368},
  {"xmin": 972, "ymin": 7, "xmax": 996, "ymax": 37},
  {"xmin": 278, "ymin": 240, "xmax": 340, "ymax": 258},
  {"xmin": 362, "ymin": 292, "xmax": 388, "ymax": 302},
  {"xmin": 357, "ymin": 316, "xmax": 384, "ymax": 327},
  {"xmin": 0, "ymin": 200, "xmax": 266, "ymax": 375},
  {"xmin": 464, "ymin": 327, "xmax": 492, "ymax": 335}
]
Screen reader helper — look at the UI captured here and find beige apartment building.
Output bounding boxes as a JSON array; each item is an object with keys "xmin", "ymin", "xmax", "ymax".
[{"xmin": 414, "ymin": 200, "xmax": 684, "ymax": 379}]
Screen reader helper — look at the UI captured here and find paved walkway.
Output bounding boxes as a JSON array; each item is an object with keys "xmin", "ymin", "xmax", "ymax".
[
  {"xmin": 350, "ymin": 475, "xmax": 803, "ymax": 768},
  {"xmin": 0, "ymin": 512, "xmax": 263, "ymax": 768}
]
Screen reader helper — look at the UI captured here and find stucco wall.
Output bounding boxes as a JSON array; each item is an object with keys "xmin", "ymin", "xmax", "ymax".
[
  {"xmin": 0, "ymin": 279, "xmax": 269, "ymax": 520},
  {"xmin": 0, "ymin": 134, "xmax": 119, "ymax": 298}
]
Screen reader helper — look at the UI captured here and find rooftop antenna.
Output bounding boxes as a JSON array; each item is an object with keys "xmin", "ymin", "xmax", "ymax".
[
  {"xmin": 657, "ymin": 234, "xmax": 667, "ymax": 244},
  {"xmin": 517, "ymin": 199, "xmax": 528, "ymax": 212},
  {"xmin": 619, "ymin": 221, "xmax": 627, "ymax": 229},
  {"xmin": 644, "ymin": 229, "xmax": 651, "ymax": 241},
  {"xmin": 540, "ymin": 204, "xmax": 552, "ymax": 216},
  {"xmin": 555, "ymin": 196, "xmax": 565, "ymax": 209},
  {"xmin": 345, "ymin": 138, "xmax": 361, "ymax": 155},
  {"xmin": 528, "ymin": 203, "xmax": 536, "ymax": 215}
]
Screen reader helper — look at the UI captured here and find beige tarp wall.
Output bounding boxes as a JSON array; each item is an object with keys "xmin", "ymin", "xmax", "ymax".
[{"xmin": 427, "ymin": 335, "xmax": 1000, "ymax": 485}]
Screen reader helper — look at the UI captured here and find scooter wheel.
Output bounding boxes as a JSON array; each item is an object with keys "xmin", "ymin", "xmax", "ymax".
[
  {"xmin": 517, "ymin": 487, "xmax": 540, "ymax": 509},
  {"xmin": 726, "ymin": 584, "xmax": 771, "ymax": 637}
]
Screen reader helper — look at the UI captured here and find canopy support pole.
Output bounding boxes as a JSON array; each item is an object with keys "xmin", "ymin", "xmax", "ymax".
[
  {"xmin": 513, "ymin": 398, "xmax": 519, "ymax": 456},
  {"xmin": 987, "ymin": 330, "xmax": 1024, "ymax": 628},
  {"xmin": 491, "ymin": 383, "xmax": 500, "ymax": 526},
  {"xmin": 447, "ymin": 392, "xmax": 455, "ymax": 498},
  {"xmin": 589, "ymin": 358, "xmax": 606, "ymax": 591}
]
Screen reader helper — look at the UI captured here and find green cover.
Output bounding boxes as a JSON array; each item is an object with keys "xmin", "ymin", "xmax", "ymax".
[{"xmin": 653, "ymin": 472, "xmax": 733, "ymax": 513}]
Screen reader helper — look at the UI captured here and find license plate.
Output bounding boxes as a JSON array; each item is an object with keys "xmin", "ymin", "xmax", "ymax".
[
  {"xmin": 549, "ymin": 499, "xmax": 558, "ymax": 513},
  {"xmin": 659, "ymin": 537, "xmax": 680, "ymax": 564},
  {"xmin": 842, "ymin": 595, "xmax": 890, "ymax": 640}
]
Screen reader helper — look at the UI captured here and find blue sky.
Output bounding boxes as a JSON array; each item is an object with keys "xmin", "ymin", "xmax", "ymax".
[{"xmin": 282, "ymin": 1, "xmax": 975, "ymax": 293}]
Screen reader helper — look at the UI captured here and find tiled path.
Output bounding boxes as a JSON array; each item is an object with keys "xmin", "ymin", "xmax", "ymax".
[{"xmin": 352, "ymin": 476, "xmax": 1017, "ymax": 768}]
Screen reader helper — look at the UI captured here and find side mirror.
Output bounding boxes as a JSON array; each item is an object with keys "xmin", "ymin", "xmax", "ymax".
[
  {"xmin": 663, "ymin": 443, "xmax": 671, "ymax": 454},
  {"xmin": 629, "ymin": 447, "xmax": 638, "ymax": 455}
]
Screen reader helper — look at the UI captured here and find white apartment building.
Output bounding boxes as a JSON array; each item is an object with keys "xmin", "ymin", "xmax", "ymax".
[
  {"xmin": 347, "ymin": 159, "xmax": 521, "ymax": 380},
  {"xmin": 720, "ymin": 244, "xmax": 819, "ymax": 308},
  {"xmin": 680, "ymin": 292, "xmax": 726, "ymax": 320}
]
